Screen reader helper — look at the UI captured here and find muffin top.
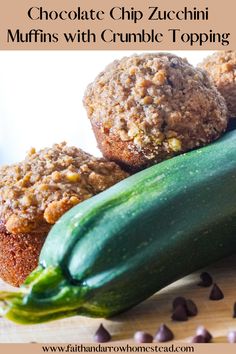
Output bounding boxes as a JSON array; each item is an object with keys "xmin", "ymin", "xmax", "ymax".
[
  {"xmin": 0, "ymin": 143, "xmax": 128, "ymax": 234},
  {"xmin": 84, "ymin": 53, "xmax": 227, "ymax": 166},
  {"xmin": 199, "ymin": 51, "xmax": 236, "ymax": 116},
  {"xmin": 200, "ymin": 51, "xmax": 236, "ymax": 80}
]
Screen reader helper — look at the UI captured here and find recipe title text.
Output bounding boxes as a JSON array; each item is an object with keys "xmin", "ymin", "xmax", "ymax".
[{"xmin": 7, "ymin": 5, "xmax": 231, "ymax": 47}]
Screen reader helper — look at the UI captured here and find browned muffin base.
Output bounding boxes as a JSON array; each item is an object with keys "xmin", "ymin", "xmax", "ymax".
[
  {"xmin": 0, "ymin": 221, "xmax": 47, "ymax": 287},
  {"xmin": 92, "ymin": 123, "xmax": 153, "ymax": 172}
]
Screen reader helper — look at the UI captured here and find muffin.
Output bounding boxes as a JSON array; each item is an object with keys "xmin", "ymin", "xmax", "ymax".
[
  {"xmin": 199, "ymin": 51, "xmax": 236, "ymax": 117},
  {"xmin": 84, "ymin": 53, "xmax": 228, "ymax": 172},
  {"xmin": 0, "ymin": 143, "xmax": 128, "ymax": 286}
]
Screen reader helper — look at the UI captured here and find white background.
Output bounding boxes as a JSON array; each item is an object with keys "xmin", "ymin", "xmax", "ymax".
[{"xmin": 0, "ymin": 50, "xmax": 213, "ymax": 165}]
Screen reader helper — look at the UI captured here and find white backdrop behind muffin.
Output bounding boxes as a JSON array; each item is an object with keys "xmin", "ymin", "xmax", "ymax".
[{"xmin": 0, "ymin": 51, "xmax": 213, "ymax": 165}]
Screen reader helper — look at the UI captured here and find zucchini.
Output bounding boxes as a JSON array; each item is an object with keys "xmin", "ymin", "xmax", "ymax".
[{"xmin": 2, "ymin": 130, "xmax": 236, "ymax": 324}]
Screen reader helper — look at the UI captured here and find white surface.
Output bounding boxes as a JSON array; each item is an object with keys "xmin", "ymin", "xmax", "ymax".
[{"xmin": 0, "ymin": 50, "xmax": 213, "ymax": 165}]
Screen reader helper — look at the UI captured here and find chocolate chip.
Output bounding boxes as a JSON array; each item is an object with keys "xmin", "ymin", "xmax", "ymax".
[
  {"xmin": 171, "ymin": 304, "xmax": 188, "ymax": 321},
  {"xmin": 232, "ymin": 302, "xmax": 236, "ymax": 318},
  {"xmin": 134, "ymin": 331, "xmax": 153, "ymax": 343},
  {"xmin": 191, "ymin": 335, "xmax": 206, "ymax": 343},
  {"xmin": 198, "ymin": 272, "xmax": 213, "ymax": 287},
  {"xmin": 186, "ymin": 299, "xmax": 198, "ymax": 316},
  {"xmin": 94, "ymin": 324, "xmax": 111, "ymax": 343},
  {"xmin": 170, "ymin": 59, "xmax": 179, "ymax": 68},
  {"xmin": 154, "ymin": 324, "xmax": 174, "ymax": 342},
  {"xmin": 227, "ymin": 331, "xmax": 236, "ymax": 343},
  {"xmin": 172, "ymin": 296, "xmax": 187, "ymax": 310},
  {"xmin": 209, "ymin": 283, "xmax": 224, "ymax": 300},
  {"xmin": 196, "ymin": 326, "xmax": 212, "ymax": 343}
]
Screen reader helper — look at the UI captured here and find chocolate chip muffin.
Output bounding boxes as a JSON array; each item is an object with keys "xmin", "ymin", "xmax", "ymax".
[
  {"xmin": 84, "ymin": 53, "xmax": 228, "ymax": 172},
  {"xmin": 0, "ymin": 143, "xmax": 128, "ymax": 286},
  {"xmin": 199, "ymin": 51, "xmax": 236, "ymax": 117}
]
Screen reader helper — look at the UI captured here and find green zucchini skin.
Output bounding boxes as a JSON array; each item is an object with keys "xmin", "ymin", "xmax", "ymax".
[{"xmin": 2, "ymin": 130, "xmax": 236, "ymax": 324}]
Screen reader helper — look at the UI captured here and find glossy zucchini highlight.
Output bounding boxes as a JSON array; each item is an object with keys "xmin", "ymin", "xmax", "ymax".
[{"xmin": 2, "ymin": 130, "xmax": 236, "ymax": 324}]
